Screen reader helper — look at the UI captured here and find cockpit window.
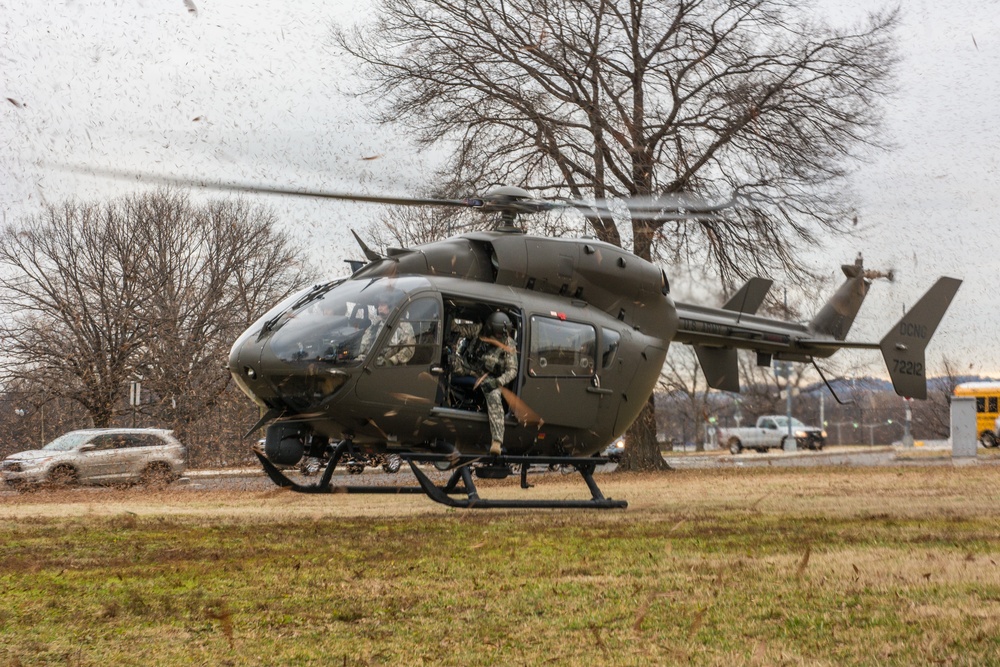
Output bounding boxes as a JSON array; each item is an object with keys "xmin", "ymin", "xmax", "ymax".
[{"xmin": 268, "ymin": 276, "xmax": 431, "ymax": 364}]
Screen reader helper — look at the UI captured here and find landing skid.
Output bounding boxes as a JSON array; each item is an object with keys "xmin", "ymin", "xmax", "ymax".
[{"xmin": 254, "ymin": 442, "xmax": 627, "ymax": 509}]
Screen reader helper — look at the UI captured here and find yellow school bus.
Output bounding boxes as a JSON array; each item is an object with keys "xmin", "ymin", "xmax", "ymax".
[{"xmin": 954, "ymin": 381, "xmax": 1000, "ymax": 447}]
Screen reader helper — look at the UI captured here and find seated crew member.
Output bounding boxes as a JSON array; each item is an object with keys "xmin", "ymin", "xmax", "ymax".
[
  {"xmin": 450, "ymin": 311, "xmax": 518, "ymax": 456},
  {"xmin": 359, "ymin": 292, "xmax": 415, "ymax": 365}
]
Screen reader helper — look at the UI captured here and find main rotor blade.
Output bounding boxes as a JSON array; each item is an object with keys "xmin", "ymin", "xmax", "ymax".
[
  {"xmin": 50, "ymin": 163, "xmax": 484, "ymax": 210},
  {"xmin": 52, "ymin": 162, "xmax": 734, "ymax": 221},
  {"xmin": 559, "ymin": 193, "xmax": 738, "ymax": 220}
]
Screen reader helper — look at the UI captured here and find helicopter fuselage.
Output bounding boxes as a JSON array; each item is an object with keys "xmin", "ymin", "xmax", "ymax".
[
  {"xmin": 229, "ymin": 228, "xmax": 962, "ymax": 470},
  {"xmin": 229, "ymin": 232, "xmax": 678, "ymax": 461}
]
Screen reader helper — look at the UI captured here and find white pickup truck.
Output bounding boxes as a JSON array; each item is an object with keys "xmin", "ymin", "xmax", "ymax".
[{"xmin": 719, "ymin": 415, "xmax": 826, "ymax": 454}]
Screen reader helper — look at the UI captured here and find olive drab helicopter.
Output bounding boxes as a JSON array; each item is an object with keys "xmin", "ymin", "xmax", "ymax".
[{"xmin": 70, "ymin": 169, "xmax": 964, "ymax": 508}]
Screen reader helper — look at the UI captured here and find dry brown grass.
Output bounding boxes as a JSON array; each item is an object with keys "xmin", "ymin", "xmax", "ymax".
[
  {"xmin": 2, "ymin": 464, "xmax": 998, "ymax": 521},
  {"xmin": 2, "ymin": 465, "xmax": 1000, "ymax": 666}
]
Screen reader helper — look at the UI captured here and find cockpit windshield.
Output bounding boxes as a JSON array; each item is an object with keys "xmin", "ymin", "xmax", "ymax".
[{"xmin": 268, "ymin": 276, "xmax": 431, "ymax": 364}]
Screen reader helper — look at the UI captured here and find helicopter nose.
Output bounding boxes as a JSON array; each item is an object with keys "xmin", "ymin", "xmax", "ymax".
[
  {"xmin": 229, "ymin": 328, "xmax": 271, "ymax": 404},
  {"xmin": 229, "ymin": 328, "xmax": 352, "ymax": 413}
]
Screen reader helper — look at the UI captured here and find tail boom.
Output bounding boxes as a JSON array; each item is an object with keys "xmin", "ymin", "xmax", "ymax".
[{"xmin": 673, "ymin": 273, "xmax": 961, "ymax": 398}]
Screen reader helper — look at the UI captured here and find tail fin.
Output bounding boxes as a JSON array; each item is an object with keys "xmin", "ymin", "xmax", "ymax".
[
  {"xmin": 808, "ymin": 255, "xmax": 871, "ymax": 340},
  {"xmin": 880, "ymin": 277, "xmax": 962, "ymax": 399},
  {"xmin": 722, "ymin": 277, "xmax": 773, "ymax": 316}
]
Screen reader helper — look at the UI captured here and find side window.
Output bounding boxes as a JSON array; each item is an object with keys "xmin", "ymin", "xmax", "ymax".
[
  {"xmin": 989, "ymin": 397, "xmax": 998, "ymax": 413},
  {"xmin": 90, "ymin": 434, "xmax": 128, "ymax": 450},
  {"xmin": 380, "ymin": 297, "xmax": 440, "ymax": 366},
  {"xmin": 761, "ymin": 419, "xmax": 776, "ymax": 430},
  {"xmin": 527, "ymin": 316, "xmax": 596, "ymax": 377},
  {"xmin": 128, "ymin": 435, "xmax": 160, "ymax": 448},
  {"xmin": 90, "ymin": 435, "xmax": 119, "ymax": 450},
  {"xmin": 977, "ymin": 397, "xmax": 986, "ymax": 413}
]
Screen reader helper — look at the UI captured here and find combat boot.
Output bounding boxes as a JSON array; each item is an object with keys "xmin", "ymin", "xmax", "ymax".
[{"xmin": 490, "ymin": 440, "xmax": 502, "ymax": 456}]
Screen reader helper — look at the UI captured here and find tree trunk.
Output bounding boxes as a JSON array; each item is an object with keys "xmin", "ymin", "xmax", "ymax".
[{"xmin": 617, "ymin": 394, "xmax": 671, "ymax": 472}]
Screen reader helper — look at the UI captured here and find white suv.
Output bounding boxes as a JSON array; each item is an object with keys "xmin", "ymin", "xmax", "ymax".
[{"xmin": 1, "ymin": 428, "xmax": 187, "ymax": 489}]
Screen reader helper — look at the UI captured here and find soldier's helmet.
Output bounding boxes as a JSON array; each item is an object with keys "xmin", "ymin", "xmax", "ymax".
[
  {"xmin": 485, "ymin": 311, "xmax": 512, "ymax": 337},
  {"xmin": 376, "ymin": 288, "xmax": 401, "ymax": 309}
]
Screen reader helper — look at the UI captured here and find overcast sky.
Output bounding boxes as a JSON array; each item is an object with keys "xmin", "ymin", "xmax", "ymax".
[{"xmin": 2, "ymin": 0, "xmax": 999, "ymax": 377}]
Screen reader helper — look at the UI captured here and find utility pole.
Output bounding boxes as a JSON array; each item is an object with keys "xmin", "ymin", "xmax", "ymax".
[
  {"xmin": 902, "ymin": 397, "xmax": 914, "ymax": 447},
  {"xmin": 776, "ymin": 287, "xmax": 795, "ymax": 451},
  {"xmin": 820, "ymin": 392, "xmax": 825, "ymax": 433},
  {"xmin": 774, "ymin": 360, "xmax": 795, "ymax": 451}
]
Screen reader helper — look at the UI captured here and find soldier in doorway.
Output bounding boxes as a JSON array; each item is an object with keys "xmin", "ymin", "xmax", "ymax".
[{"xmin": 450, "ymin": 311, "xmax": 518, "ymax": 455}]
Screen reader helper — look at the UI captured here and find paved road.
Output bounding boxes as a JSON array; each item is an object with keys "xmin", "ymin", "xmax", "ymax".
[
  {"xmin": 178, "ymin": 444, "xmax": 991, "ymax": 491},
  {"xmin": 4, "ymin": 444, "xmax": 994, "ymax": 496},
  {"xmin": 663, "ymin": 443, "xmax": 1000, "ymax": 469},
  {"xmin": 663, "ymin": 445, "xmax": 900, "ymax": 469}
]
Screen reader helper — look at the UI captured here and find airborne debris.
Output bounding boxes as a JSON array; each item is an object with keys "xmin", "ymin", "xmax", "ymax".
[
  {"xmin": 687, "ymin": 606, "xmax": 708, "ymax": 640},
  {"xmin": 795, "ymin": 545, "xmax": 812, "ymax": 579}
]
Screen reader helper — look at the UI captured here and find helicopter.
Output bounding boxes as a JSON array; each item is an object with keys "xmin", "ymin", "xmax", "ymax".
[
  {"xmin": 204, "ymin": 182, "xmax": 958, "ymax": 509},
  {"xmin": 64, "ymin": 169, "xmax": 964, "ymax": 508}
]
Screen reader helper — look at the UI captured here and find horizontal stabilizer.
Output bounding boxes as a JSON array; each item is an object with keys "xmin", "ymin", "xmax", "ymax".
[
  {"xmin": 694, "ymin": 345, "xmax": 740, "ymax": 392},
  {"xmin": 722, "ymin": 277, "xmax": 773, "ymax": 315},
  {"xmin": 880, "ymin": 277, "xmax": 962, "ymax": 399}
]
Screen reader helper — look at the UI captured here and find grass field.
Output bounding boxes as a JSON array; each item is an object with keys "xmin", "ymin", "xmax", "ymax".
[{"xmin": 2, "ymin": 464, "xmax": 1000, "ymax": 666}]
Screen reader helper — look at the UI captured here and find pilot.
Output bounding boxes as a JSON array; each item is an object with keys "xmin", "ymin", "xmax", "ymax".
[
  {"xmin": 450, "ymin": 311, "xmax": 518, "ymax": 456},
  {"xmin": 359, "ymin": 292, "xmax": 415, "ymax": 365}
]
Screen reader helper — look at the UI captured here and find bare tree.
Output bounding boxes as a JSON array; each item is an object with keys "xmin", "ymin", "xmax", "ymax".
[
  {"xmin": 0, "ymin": 201, "xmax": 149, "ymax": 427},
  {"xmin": 0, "ymin": 379, "xmax": 93, "ymax": 454},
  {"xmin": 913, "ymin": 356, "xmax": 963, "ymax": 439},
  {"xmin": 336, "ymin": 0, "xmax": 899, "ymax": 469},
  {"xmin": 129, "ymin": 194, "xmax": 311, "ymax": 436},
  {"xmin": 0, "ymin": 191, "xmax": 311, "ymax": 432},
  {"xmin": 659, "ymin": 345, "xmax": 715, "ymax": 451}
]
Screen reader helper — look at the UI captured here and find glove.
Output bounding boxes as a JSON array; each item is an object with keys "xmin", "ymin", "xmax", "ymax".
[{"xmin": 481, "ymin": 377, "xmax": 499, "ymax": 392}]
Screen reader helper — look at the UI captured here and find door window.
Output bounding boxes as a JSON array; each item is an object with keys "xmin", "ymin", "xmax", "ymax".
[
  {"xmin": 378, "ymin": 297, "xmax": 441, "ymax": 366},
  {"xmin": 601, "ymin": 328, "xmax": 621, "ymax": 368}
]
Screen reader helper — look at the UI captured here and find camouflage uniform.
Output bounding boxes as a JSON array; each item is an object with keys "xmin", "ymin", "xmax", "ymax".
[
  {"xmin": 451, "ymin": 323, "xmax": 518, "ymax": 445},
  {"xmin": 360, "ymin": 318, "xmax": 416, "ymax": 365}
]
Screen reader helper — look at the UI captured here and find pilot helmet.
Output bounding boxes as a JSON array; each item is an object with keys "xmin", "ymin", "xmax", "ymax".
[
  {"xmin": 376, "ymin": 288, "xmax": 400, "ymax": 309},
  {"xmin": 485, "ymin": 311, "xmax": 512, "ymax": 337}
]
